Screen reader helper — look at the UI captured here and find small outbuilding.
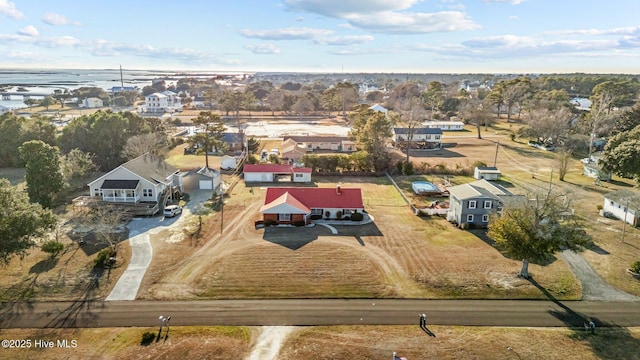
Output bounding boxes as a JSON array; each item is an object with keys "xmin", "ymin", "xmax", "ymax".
[
  {"xmin": 583, "ymin": 162, "xmax": 612, "ymax": 181},
  {"xmin": 243, "ymin": 164, "xmax": 312, "ymax": 183},
  {"xmin": 220, "ymin": 155, "xmax": 237, "ymax": 170},
  {"xmin": 474, "ymin": 166, "xmax": 501, "ymax": 180}
]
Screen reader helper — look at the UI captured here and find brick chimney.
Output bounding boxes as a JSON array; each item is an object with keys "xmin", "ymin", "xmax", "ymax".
[{"xmin": 336, "ymin": 184, "xmax": 342, "ymax": 195}]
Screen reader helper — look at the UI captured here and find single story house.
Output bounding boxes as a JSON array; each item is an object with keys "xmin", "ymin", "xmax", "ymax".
[
  {"xmin": 423, "ymin": 120, "xmax": 465, "ymax": 131},
  {"xmin": 583, "ymin": 162, "xmax": 612, "ymax": 181},
  {"xmin": 87, "ymin": 154, "xmax": 183, "ymax": 214},
  {"xmin": 260, "ymin": 185, "xmax": 364, "ymax": 224},
  {"xmin": 447, "ymin": 179, "xmax": 517, "ymax": 228},
  {"xmin": 393, "ymin": 127, "xmax": 443, "ymax": 150},
  {"xmin": 602, "ymin": 189, "xmax": 640, "ymax": 227},
  {"xmin": 81, "ymin": 97, "xmax": 104, "ymax": 108},
  {"xmin": 281, "ymin": 139, "xmax": 307, "ymax": 163},
  {"xmin": 243, "ymin": 164, "xmax": 312, "ymax": 183},
  {"xmin": 282, "ymin": 135, "xmax": 356, "ymax": 153},
  {"xmin": 474, "ymin": 166, "xmax": 501, "ymax": 180}
]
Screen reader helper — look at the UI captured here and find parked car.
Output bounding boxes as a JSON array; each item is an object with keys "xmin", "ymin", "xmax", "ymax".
[{"xmin": 163, "ymin": 205, "xmax": 182, "ymax": 217}]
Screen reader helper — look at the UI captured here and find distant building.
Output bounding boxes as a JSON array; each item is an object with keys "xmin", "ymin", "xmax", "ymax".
[
  {"xmin": 474, "ymin": 166, "xmax": 501, "ymax": 180},
  {"xmin": 111, "ymin": 86, "xmax": 138, "ymax": 93},
  {"xmin": 81, "ymin": 97, "xmax": 104, "ymax": 108},
  {"xmin": 282, "ymin": 135, "xmax": 356, "ymax": 153},
  {"xmin": 602, "ymin": 189, "xmax": 640, "ymax": 227},
  {"xmin": 393, "ymin": 128, "xmax": 443, "ymax": 150},
  {"xmin": 369, "ymin": 103, "xmax": 388, "ymax": 114},
  {"xmin": 142, "ymin": 91, "xmax": 182, "ymax": 113},
  {"xmin": 423, "ymin": 120, "xmax": 465, "ymax": 131}
]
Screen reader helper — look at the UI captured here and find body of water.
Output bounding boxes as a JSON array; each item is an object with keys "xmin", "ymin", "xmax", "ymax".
[{"xmin": 0, "ymin": 68, "xmax": 250, "ymax": 110}]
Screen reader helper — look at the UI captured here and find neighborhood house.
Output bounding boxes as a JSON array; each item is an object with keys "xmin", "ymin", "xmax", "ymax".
[
  {"xmin": 447, "ymin": 179, "xmax": 516, "ymax": 228},
  {"xmin": 393, "ymin": 127, "xmax": 443, "ymax": 150},
  {"xmin": 86, "ymin": 154, "xmax": 183, "ymax": 215},
  {"xmin": 602, "ymin": 189, "xmax": 640, "ymax": 227},
  {"xmin": 474, "ymin": 166, "xmax": 502, "ymax": 180},
  {"xmin": 260, "ymin": 186, "xmax": 365, "ymax": 225},
  {"xmin": 282, "ymin": 135, "xmax": 356, "ymax": 153},
  {"xmin": 423, "ymin": 120, "xmax": 465, "ymax": 131},
  {"xmin": 243, "ymin": 164, "xmax": 312, "ymax": 183}
]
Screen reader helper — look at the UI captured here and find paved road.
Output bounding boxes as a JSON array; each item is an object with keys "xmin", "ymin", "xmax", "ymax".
[{"xmin": 2, "ymin": 299, "xmax": 640, "ymax": 329}]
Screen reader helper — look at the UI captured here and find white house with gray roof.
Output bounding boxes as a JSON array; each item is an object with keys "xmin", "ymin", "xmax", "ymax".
[
  {"xmin": 602, "ymin": 189, "xmax": 640, "ymax": 227},
  {"xmin": 393, "ymin": 127, "xmax": 443, "ymax": 149},
  {"xmin": 88, "ymin": 154, "xmax": 183, "ymax": 209},
  {"xmin": 446, "ymin": 179, "xmax": 516, "ymax": 228}
]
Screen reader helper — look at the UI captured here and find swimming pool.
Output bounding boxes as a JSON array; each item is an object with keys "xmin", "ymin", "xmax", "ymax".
[{"xmin": 412, "ymin": 181, "xmax": 440, "ymax": 194}]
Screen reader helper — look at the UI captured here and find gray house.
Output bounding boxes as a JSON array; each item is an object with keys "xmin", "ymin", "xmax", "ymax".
[{"xmin": 447, "ymin": 179, "xmax": 515, "ymax": 228}]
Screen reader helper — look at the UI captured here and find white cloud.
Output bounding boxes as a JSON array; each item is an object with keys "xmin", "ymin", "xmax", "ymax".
[
  {"xmin": 17, "ymin": 25, "xmax": 39, "ymax": 37},
  {"xmin": 284, "ymin": 0, "xmax": 417, "ymax": 17},
  {"xmin": 346, "ymin": 11, "xmax": 479, "ymax": 34},
  {"xmin": 42, "ymin": 13, "xmax": 80, "ymax": 26},
  {"xmin": 544, "ymin": 27, "xmax": 640, "ymax": 37},
  {"xmin": 314, "ymin": 35, "xmax": 374, "ymax": 46},
  {"xmin": 285, "ymin": 0, "xmax": 478, "ymax": 35},
  {"xmin": 239, "ymin": 27, "xmax": 333, "ymax": 40},
  {"xmin": 35, "ymin": 36, "xmax": 82, "ymax": 48},
  {"xmin": 508, "ymin": 15, "xmax": 518, "ymax": 20},
  {"xmin": 483, "ymin": 0, "xmax": 525, "ymax": 4},
  {"xmin": 0, "ymin": 0, "xmax": 22, "ymax": 19},
  {"xmin": 244, "ymin": 43, "xmax": 281, "ymax": 54}
]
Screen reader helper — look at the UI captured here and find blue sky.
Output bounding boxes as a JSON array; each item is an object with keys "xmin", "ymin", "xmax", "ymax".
[{"xmin": 1, "ymin": 0, "xmax": 640, "ymax": 73}]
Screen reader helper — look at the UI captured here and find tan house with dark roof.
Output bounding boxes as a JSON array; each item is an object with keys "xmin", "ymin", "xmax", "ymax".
[{"xmin": 283, "ymin": 135, "xmax": 356, "ymax": 153}]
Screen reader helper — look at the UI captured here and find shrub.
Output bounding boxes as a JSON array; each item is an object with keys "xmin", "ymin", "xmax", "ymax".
[
  {"xmin": 630, "ymin": 261, "xmax": 640, "ymax": 273},
  {"xmin": 264, "ymin": 219, "xmax": 277, "ymax": 227},
  {"xmin": 510, "ymin": 133, "xmax": 516, "ymax": 141},
  {"xmin": 336, "ymin": 210, "xmax": 343, "ymax": 219},
  {"xmin": 293, "ymin": 220, "xmax": 306, "ymax": 227},
  {"xmin": 324, "ymin": 211, "xmax": 330, "ymax": 219},
  {"xmin": 350, "ymin": 212, "xmax": 364, "ymax": 221},
  {"xmin": 94, "ymin": 247, "xmax": 116, "ymax": 267},
  {"xmin": 460, "ymin": 222, "xmax": 469, "ymax": 230},
  {"xmin": 310, "ymin": 214, "xmax": 322, "ymax": 220},
  {"xmin": 596, "ymin": 204, "xmax": 603, "ymax": 211},
  {"xmin": 140, "ymin": 331, "xmax": 156, "ymax": 346},
  {"xmin": 41, "ymin": 240, "xmax": 64, "ymax": 257}
]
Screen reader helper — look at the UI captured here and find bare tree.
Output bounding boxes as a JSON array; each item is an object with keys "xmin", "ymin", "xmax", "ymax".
[
  {"xmin": 396, "ymin": 97, "xmax": 427, "ymax": 162},
  {"xmin": 557, "ymin": 149, "xmax": 573, "ymax": 181},
  {"xmin": 459, "ymin": 98, "xmax": 493, "ymax": 139},
  {"xmin": 523, "ymin": 107, "xmax": 572, "ymax": 145},
  {"xmin": 121, "ymin": 132, "xmax": 168, "ymax": 160}
]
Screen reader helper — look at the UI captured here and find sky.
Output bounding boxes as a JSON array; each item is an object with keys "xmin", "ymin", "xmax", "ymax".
[{"xmin": 1, "ymin": 0, "xmax": 640, "ymax": 74}]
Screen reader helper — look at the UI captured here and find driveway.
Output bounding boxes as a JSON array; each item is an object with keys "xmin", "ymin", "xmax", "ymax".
[
  {"xmin": 561, "ymin": 250, "xmax": 639, "ymax": 301},
  {"xmin": 105, "ymin": 185, "xmax": 214, "ymax": 301}
]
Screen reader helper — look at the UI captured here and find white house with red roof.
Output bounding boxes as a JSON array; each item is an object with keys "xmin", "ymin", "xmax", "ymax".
[
  {"xmin": 259, "ymin": 185, "xmax": 364, "ymax": 224},
  {"xmin": 243, "ymin": 164, "xmax": 312, "ymax": 183}
]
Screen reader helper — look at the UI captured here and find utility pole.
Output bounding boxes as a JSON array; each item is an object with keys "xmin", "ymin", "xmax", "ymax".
[
  {"xmin": 220, "ymin": 192, "xmax": 224, "ymax": 234},
  {"xmin": 493, "ymin": 141, "xmax": 499, "ymax": 167},
  {"xmin": 622, "ymin": 198, "xmax": 630, "ymax": 243}
]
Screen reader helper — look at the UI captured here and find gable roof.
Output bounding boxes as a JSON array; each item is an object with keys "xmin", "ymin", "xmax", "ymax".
[
  {"xmin": 264, "ymin": 187, "xmax": 364, "ymax": 209},
  {"xmin": 603, "ymin": 189, "xmax": 640, "ymax": 210},
  {"xmin": 222, "ymin": 132, "xmax": 244, "ymax": 143},
  {"xmin": 259, "ymin": 192, "xmax": 311, "ymax": 214},
  {"xmin": 393, "ymin": 127, "xmax": 443, "ymax": 135},
  {"xmin": 448, "ymin": 179, "xmax": 512, "ymax": 201},
  {"xmin": 369, "ymin": 104, "xmax": 388, "ymax": 113},
  {"xmin": 121, "ymin": 154, "xmax": 179, "ymax": 184}
]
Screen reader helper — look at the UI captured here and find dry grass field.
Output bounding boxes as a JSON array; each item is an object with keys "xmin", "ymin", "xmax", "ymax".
[
  {"xmin": 137, "ymin": 176, "xmax": 580, "ymax": 300},
  {"xmin": 1, "ymin": 325, "xmax": 638, "ymax": 360}
]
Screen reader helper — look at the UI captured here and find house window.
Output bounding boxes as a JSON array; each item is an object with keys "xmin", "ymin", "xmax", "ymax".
[
  {"xmin": 468, "ymin": 200, "xmax": 477, "ymax": 209},
  {"xmin": 610, "ymin": 201, "xmax": 614, "ymax": 206},
  {"xmin": 435, "ymin": 135, "xmax": 441, "ymax": 140},
  {"xmin": 143, "ymin": 189, "xmax": 153, "ymax": 197},
  {"xmin": 278, "ymin": 213, "xmax": 291, "ymax": 222},
  {"xmin": 94, "ymin": 189, "xmax": 103, "ymax": 197},
  {"xmin": 295, "ymin": 173, "xmax": 304, "ymax": 178},
  {"xmin": 467, "ymin": 214, "xmax": 474, "ymax": 223},
  {"xmin": 484, "ymin": 201, "xmax": 492, "ymax": 209},
  {"xmin": 482, "ymin": 214, "xmax": 489, "ymax": 222}
]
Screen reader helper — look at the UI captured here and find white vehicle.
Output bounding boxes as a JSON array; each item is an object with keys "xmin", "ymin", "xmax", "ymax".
[{"xmin": 163, "ymin": 205, "xmax": 182, "ymax": 217}]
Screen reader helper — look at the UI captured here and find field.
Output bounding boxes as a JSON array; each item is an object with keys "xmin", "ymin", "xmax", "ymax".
[
  {"xmin": 137, "ymin": 176, "xmax": 580, "ymax": 300},
  {"xmin": 1, "ymin": 325, "xmax": 639, "ymax": 360}
]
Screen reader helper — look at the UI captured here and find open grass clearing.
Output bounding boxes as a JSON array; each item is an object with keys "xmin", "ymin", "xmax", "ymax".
[
  {"xmin": 2, "ymin": 325, "xmax": 638, "ymax": 360},
  {"xmin": 281, "ymin": 325, "xmax": 640, "ymax": 360},
  {"xmin": 138, "ymin": 176, "xmax": 582, "ymax": 300},
  {"xmin": 0, "ymin": 326, "xmax": 251, "ymax": 360}
]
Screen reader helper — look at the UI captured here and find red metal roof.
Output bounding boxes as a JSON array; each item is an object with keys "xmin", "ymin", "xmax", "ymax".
[
  {"xmin": 244, "ymin": 164, "xmax": 295, "ymax": 173},
  {"xmin": 259, "ymin": 192, "xmax": 311, "ymax": 214},
  {"xmin": 292, "ymin": 167, "xmax": 312, "ymax": 173},
  {"xmin": 264, "ymin": 187, "xmax": 364, "ymax": 209}
]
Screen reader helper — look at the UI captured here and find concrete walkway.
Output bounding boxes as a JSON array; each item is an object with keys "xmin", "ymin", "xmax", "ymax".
[
  {"xmin": 561, "ymin": 250, "xmax": 639, "ymax": 301},
  {"xmin": 105, "ymin": 232, "xmax": 152, "ymax": 301}
]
